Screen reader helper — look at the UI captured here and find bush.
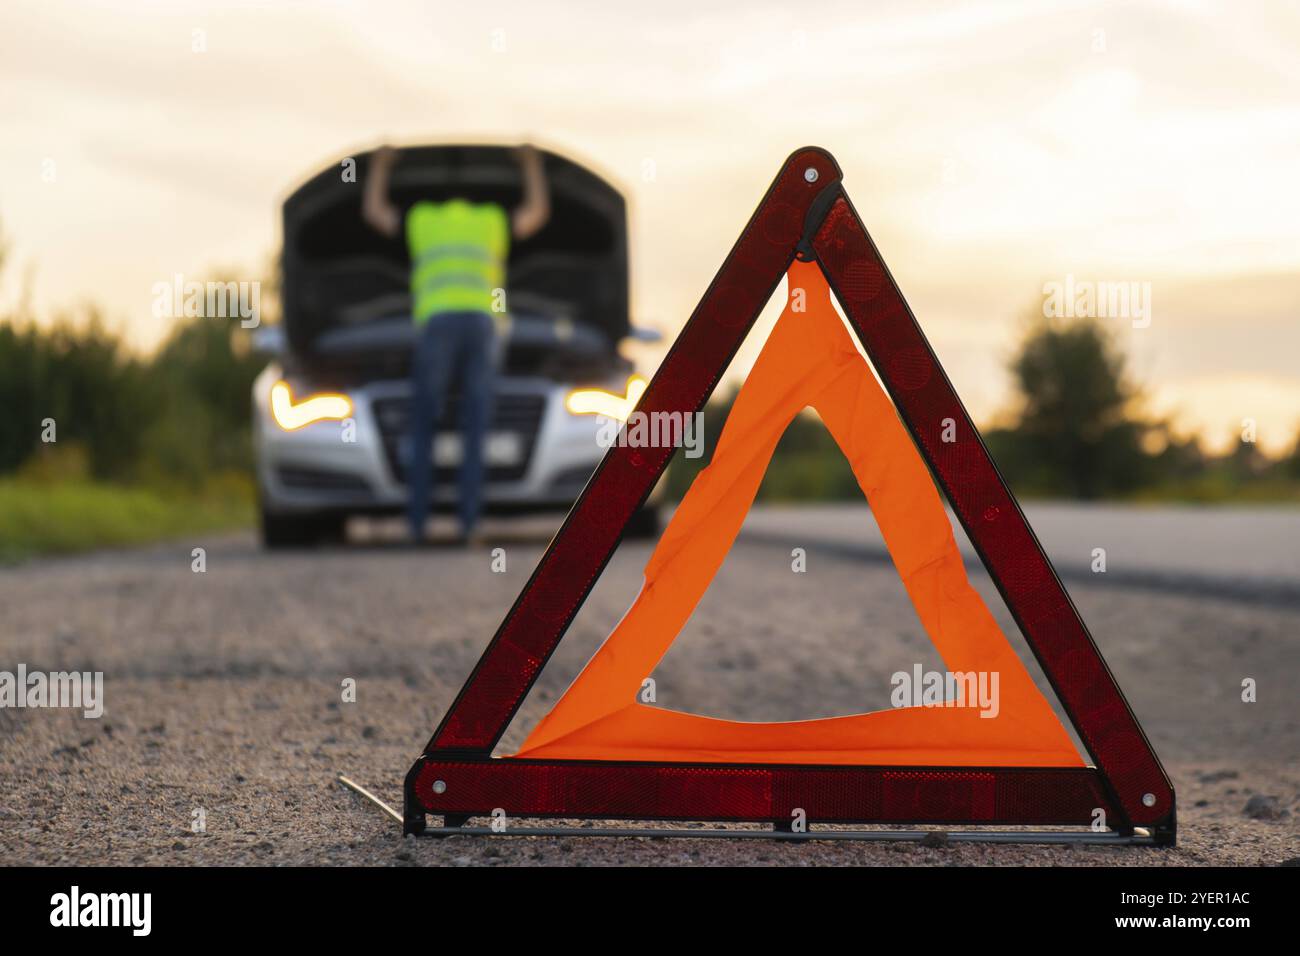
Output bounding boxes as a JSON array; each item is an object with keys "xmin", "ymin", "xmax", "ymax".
[{"xmin": 0, "ymin": 309, "xmax": 264, "ymax": 487}]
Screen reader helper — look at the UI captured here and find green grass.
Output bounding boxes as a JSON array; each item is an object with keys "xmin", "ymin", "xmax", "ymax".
[
  {"xmin": 1128, "ymin": 476, "xmax": 1300, "ymax": 505},
  {"xmin": 0, "ymin": 476, "xmax": 254, "ymax": 563}
]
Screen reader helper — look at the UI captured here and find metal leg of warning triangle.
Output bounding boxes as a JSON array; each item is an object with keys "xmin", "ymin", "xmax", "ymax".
[
  {"xmin": 410, "ymin": 823, "xmax": 1163, "ymax": 846},
  {"xmin": 1120, "ymin": 808, "xmax": 1177, "ymax": 847},
  {"xmin": 340, "ymin": 774, "xmax": 478, "ymax": 836}
]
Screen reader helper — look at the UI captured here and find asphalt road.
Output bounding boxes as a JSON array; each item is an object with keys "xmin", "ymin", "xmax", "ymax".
[{"xmin": 1, "ymin": 504, "xmax": 1296, "ymax": 866}]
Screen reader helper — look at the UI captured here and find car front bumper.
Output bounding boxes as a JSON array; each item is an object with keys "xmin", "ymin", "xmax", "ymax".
[{"xmin": 253, "ymin": 364, "xmax": 612, "ymax": 516}]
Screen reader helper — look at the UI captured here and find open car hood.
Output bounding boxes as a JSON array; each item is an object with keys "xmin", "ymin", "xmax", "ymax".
[{"xmin": 280, "ymin": 144, "xmax": 629, "ymax": 358}]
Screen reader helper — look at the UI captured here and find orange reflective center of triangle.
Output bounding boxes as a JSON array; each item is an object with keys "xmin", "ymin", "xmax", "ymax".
[{"xmin": 515, "ymin": 260, "xmax": 1082, "ymax": 767}]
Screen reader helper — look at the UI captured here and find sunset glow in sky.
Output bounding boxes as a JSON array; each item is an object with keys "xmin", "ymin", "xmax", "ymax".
[{"xmin": 2, "ymin": 0, "xmax": 1297, "ymax": 452}]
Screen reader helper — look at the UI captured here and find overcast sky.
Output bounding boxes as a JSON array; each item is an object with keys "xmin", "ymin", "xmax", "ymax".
[{"xmin": 2, "ymin": 0, "xmax": 1297, "ymax": 452}]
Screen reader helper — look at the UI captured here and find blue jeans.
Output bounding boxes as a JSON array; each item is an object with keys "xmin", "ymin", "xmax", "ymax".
[{"xmin": 406, "ymin": 311, "xmax": 497, "ymax": 538}]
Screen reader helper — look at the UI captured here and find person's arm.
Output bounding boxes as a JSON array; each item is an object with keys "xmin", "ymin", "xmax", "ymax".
[
  {"xmin": 511, "ymin": 144, "xmax": 550, "ymax": 241},
  {"xmin": 362, "ymin": 145, "xmax": 401, "ymax": 238}
]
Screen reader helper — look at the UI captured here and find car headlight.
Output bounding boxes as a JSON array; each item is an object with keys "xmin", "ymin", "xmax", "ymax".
[
  {"xmin": 269, "ymin": 380, "xmax": 353, "ymax": 431},
  {"xmin": 565, "ymin": 375, "xmax": 647, "ymax": 423}
]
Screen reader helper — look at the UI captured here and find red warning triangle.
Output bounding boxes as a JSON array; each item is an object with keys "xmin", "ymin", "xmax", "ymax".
[{"xmin": 404, "ymin": 147, "xmax": 1175, "ymax": 844}]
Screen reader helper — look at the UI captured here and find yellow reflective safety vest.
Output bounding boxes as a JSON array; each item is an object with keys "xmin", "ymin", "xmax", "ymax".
[{"xmin": 405, "ymin": 199, "xmax": 509, "ymax": 331}]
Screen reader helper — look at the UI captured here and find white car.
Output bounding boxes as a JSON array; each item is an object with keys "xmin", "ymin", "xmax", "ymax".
[{"xmin": 253, "ymin": 144, "xmax": 660, "ymax": 547}]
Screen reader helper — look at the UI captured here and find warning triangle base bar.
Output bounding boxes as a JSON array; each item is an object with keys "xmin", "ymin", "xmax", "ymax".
[
  {"xmin": 403, "ymin": 147, "xmax": 1175, "ymax": 846},
  {"xmin": 407, "ymin": 758, "xmax": 1127, "ymax": 830}
]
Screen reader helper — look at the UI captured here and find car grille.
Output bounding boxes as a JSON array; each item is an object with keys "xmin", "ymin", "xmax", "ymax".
[
  {"xmin": 372, "ymin": 391, "xmax": 546, "ymax": 484},
  {"xmin": 277, "ymin": 465, "xmax": 372, "ymax": 496}
]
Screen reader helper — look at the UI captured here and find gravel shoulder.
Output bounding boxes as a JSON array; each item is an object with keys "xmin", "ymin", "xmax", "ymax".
[{"xmin": 1, "ymin": 508, "xmax": 1296, "ymax": 866}]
